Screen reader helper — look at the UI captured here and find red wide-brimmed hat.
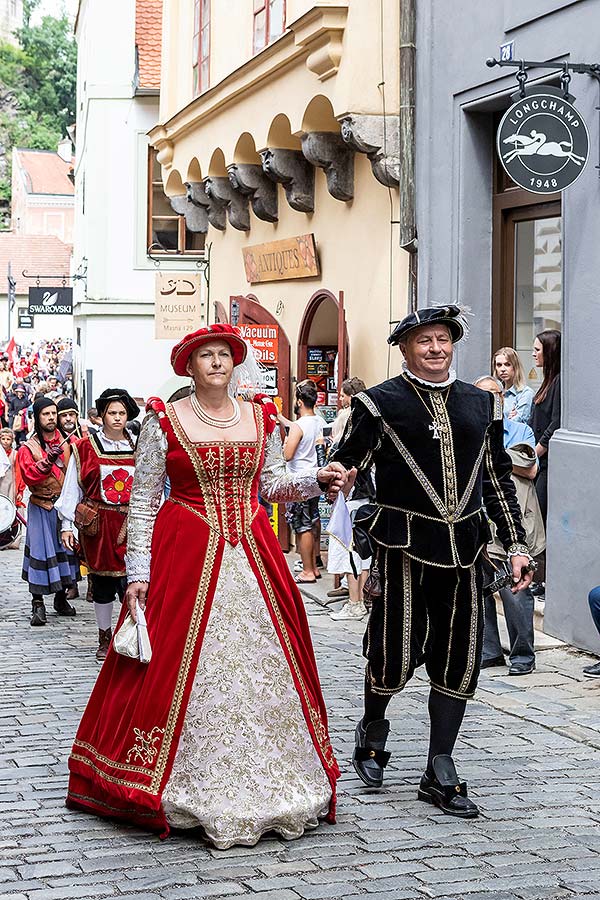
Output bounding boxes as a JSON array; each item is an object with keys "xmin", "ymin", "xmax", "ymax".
[{"xmin": 170, "ymin": 324, "xmax": 248, "ymax": 376}]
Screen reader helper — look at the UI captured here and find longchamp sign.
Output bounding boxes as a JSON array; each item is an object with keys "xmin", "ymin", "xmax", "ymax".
[
  {"xmin": 496, "ymin": 87, "xmax": 589, "ymax": 194},
  {"xmin": 28, "ymin": 286, "xmax": 73, "ymax": 315},
  {"xmin": 242, "ymin": 234, "xmax": 319, "ymax": 284}
]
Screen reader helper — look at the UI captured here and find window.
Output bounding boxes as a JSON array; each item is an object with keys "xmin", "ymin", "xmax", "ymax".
[
  {"xmin": 193, "ymin": 0, "xmax": 210, "ymax": 95},
  {"xmin": 253, "ymin": 0, "xmax": 285, "ymax": 54},
  {"xmin": 147, "ymin": 149, "xmax": 204, "ymax": 254}
]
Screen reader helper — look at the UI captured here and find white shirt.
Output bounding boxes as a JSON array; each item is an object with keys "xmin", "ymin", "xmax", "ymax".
[
  {"xmin": 286, "ymin": 415, "xmax": 324, "ymax": 474},
  {"xmin": 56, "ymin": 429, "xmax": 134, "ymax": 532}
]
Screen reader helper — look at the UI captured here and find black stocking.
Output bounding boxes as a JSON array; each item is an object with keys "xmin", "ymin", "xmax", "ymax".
[
  {"xmin": 426, "ymin": 689, "xmax": 467, "ymax": 774},
  {"xmin": 363, "ymin": 677, "xmax": 391, "ymax": 724}
]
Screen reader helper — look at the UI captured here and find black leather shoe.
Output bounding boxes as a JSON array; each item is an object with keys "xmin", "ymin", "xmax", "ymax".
[
  {"xmin": 583, "ymin": 661, "xmax": 600, "ymax": 678},
  {"xmin": 53, "ymin": 591, "xmax": 76, "ymax": 616},
  {"xmin": 352, "ymin": 718, "xmax": 390, "ymax": 789},
  {"xmin": 418, "ymin": 755, "xmax": 479, "ymax": 818},
  {"xmin": 30, "ymin": 599, "xmax": 47, "ymax": 626},
  {"xmin": 508, "ymin": 661, "xmax": 535, "ymax": 676},
  {"xmin": 481, "ymin": 655, "xmax": 505, "ymax": 669}
]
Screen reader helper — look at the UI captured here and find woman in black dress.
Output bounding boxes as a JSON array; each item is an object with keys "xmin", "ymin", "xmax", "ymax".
[{"xmin": 530, "ymin": 329, "xmax": 561, "ymax": 525}]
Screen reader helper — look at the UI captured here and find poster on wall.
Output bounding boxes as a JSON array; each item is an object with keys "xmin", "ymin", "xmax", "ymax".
[
  {"xmin": 496, "ymin": 87, "xmax": 589, "ymax": 194},
  {"xmin": 238, "ymin": 323, "xmax": 279, "ymax": 364},
  {"xmin": 155, "ymin": 273, "xmax": 204, "ymax": 339}
]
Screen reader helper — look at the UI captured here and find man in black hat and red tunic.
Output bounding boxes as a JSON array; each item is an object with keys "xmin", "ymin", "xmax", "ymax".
[
  {"xmin": 19, "ymin": 397, "xmax": 79, "ymax": 625},
  {"xmin": 330, "ymin": 305, "xmax": 533, "ymax": 818},
  {"xmin": 57, "ymin": 389, "xmax": 139, "ymax": 659}
]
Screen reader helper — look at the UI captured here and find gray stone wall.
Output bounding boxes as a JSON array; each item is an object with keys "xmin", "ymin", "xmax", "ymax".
[{"xmin": 416, "ymin": 0, "xmax": 600, "ymax": 651}]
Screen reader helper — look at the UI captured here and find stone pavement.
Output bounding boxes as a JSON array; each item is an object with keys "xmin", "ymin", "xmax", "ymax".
[{"xmin": 3, "ymin": 546, "xmax": 600, "ymax": 900}]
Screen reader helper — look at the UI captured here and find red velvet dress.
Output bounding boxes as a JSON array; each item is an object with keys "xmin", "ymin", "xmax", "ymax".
[{"xmin": 66, "ymin": 397, "xmax": 339, "ymax": 846}]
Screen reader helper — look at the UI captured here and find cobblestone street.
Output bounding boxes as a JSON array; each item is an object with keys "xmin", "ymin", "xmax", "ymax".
[{"xmin": 3, "ymin": 546, "xmax": 600, "ymax": 900}]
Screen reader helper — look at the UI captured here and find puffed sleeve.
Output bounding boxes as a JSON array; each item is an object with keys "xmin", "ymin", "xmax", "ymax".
[
  {"xmin": 259, "ymin": 428, "xmax": 322, "ymax": 503},
  {"xmin": 124, "ymin": 412, "xmax": 168, "ymax": 583}
]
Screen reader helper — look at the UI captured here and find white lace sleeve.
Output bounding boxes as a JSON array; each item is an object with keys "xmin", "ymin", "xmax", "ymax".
[
  {"xmin": 124, "ymin": 412, "xmax": 167, "ymax": 584},
  {"xmin": 259, "ymin": 429, "xmax": 322, "ymax": 503}
]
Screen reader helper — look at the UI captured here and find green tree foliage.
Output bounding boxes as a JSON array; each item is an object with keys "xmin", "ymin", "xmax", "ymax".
[{"xmin": 0, "ymin": 8, "xmax": 77, "ymax": 221}]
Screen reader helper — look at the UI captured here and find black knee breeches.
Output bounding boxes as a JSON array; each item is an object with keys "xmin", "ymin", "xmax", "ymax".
[{"xmin": 364, "ymin": 549, "xmax": 484, "ymax": 700}]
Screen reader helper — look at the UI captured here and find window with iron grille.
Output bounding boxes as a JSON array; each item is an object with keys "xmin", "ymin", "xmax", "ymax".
[{"xmin": 253, "ymin": 0, "xmax": 285, "ymax": 54}]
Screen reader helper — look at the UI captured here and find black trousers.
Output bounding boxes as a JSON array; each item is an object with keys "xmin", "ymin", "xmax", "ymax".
[
  {"xmin": 90, "ymin": 574, "xmax": 126, "ymax": 605},
  {"xmin": 364, "ymin": 549, "xmax": 484, "ymax": 700}
]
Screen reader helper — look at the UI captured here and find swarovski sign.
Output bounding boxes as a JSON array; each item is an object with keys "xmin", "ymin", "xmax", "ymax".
[
  {"xmin": 497, "ymin": 86, "xmax": 589, "ymax": 193},
  {"xmin": 28, "ymin": 286, "xmax": 73, "ymax": 315}
]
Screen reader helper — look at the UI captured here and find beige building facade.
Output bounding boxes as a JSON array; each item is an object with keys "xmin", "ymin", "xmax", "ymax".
[{"xmin": 150, "ymin": 0, "xmax": 407, "ymax": 418}]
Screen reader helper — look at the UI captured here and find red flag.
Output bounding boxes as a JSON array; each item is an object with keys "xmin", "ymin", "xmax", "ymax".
[{"xmin": 5, "ymin": 337, "xmax": 18, "ymax": 372}]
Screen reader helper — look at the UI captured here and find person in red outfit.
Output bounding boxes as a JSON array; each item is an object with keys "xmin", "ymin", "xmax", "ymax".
[
  {"xmin": 18, "ymin": 398, "xmax": 79, "ymax": 625},
  {"xmin": 66, "ymin": 324, "xmax": 345, "ymax": 848}
]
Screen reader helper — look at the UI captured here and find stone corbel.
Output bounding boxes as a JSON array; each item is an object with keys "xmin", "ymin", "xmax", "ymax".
[
  {"xmin": 290, "ymin": 5, "xmax": 348, "ymax": 82},
  {"xmin": 203, "ymin": 176, "xmax": 250, "ymax": 232},
  {"xmin": 260, "ymin": 149, "xmax": 315, "ymax": 213},
  {"xmin": 301, "ymin": 132, "xmax": 354, "ymax": 202},
  {"xmin": 169, "ymin": 190, "xmax": 208, "ymax": 233},
  {"xmin": 227, "ymin": 163, "xmax": 278, "ymax": 223},
  {"xmin": 185, "ymin": 180, "xmax": 226, "ymax": 231},
  {"xmin": 339, "ymin": 114, "xmax": 400, "ymax": 188},
  {"xmin": 154, "ymin": 139, "xmax": 174, "ymax": 168}
]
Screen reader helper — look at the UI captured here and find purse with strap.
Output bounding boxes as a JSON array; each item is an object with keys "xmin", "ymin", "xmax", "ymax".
[{"xmin": 74, "ymin": 497, "xmax": 99, "ymax": 536}]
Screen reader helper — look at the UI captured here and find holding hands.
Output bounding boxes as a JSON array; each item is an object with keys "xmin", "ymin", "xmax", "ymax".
[{"xmin": 317, "ymin": 462, "xmax": 348, "ymax": 500}]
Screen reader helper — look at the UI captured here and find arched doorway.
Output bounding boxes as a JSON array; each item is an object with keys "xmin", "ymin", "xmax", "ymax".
[{"xmin": 297, "ymin": 290, "xmax": 348, "ymax": 423}]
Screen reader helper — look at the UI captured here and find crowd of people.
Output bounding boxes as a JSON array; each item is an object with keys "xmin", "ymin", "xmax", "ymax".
[{"xmin": 2, "ymin": 313, "xmax": 597, "ymax": 849}]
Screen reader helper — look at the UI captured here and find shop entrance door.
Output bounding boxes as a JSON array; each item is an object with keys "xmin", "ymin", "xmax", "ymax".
[
  {"xmin": 297, "ymin": 290, "xmax": 349, "ymax": 425},
  {"xmin": 492, "ymin": 155, "xmax": 561, "ymax": 390}
]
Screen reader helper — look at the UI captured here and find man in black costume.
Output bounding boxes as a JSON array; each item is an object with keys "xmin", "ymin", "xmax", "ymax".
[{"xmin": 331, "ymin": 305, "xmax": 533, "ymax": 818}]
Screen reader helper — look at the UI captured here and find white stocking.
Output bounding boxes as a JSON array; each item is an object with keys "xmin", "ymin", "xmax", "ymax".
[{"xmin": 94, "ymin": 601, "xmax": 113, "ymax": 631}]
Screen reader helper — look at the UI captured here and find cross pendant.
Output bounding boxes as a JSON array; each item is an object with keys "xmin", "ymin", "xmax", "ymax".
[{"xmin": 429, "ymin": 422, "xmax": 440, "ymax": 440}]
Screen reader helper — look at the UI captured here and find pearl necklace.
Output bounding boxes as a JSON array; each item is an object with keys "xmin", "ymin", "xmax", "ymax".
[{"xmin": 190, "ymin": 392, "xmax": 241, "ymax": 429}]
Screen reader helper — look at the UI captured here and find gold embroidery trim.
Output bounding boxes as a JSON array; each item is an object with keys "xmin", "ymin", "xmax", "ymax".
[{"xmin": 126, "ymin": 726, "xmax": 165, "ymax": 765}]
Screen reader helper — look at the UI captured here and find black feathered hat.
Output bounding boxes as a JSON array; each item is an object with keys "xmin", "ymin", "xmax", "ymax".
[
  {"xmin": 388, "ymin": 305, "xmax": 471, "ymax": 346},
  {"xmin": 95, "ymin": 388, "xmax": 140, "ymax": 420}
]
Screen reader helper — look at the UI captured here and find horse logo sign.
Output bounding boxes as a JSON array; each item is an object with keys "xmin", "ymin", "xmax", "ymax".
[{"xmin": 497, "ymin": 87, "xmax": 589, "ymax": 194}]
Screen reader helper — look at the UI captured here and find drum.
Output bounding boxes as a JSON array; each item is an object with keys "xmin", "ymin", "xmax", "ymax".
[{"xmin": 0, "ymin": 495, "xmax": 20, "ymax": 549}]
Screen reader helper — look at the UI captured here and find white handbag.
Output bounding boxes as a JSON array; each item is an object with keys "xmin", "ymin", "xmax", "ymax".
[{"xmin": 113, "ymin": 601, "xmax": 152, "ymax": 664}]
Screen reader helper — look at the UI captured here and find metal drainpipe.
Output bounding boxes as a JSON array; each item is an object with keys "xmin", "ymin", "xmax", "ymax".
[{"xmin": 399, "ymin": 0, "xmax": 417, "ymax": 311}]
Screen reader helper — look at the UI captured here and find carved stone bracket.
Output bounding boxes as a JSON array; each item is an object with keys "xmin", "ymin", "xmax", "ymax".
[
  {"xmin": 290, "ymin": 5, "xmax": 349, "ymax": 82},
  {"xmin": 169, "ymin": 190, "xmax": 208, "ymax": 233},
  {"xmin": 227, "ymin": 163, "xmax": 278, "ymax": 222},
  {"xmin": 185, "ymin": 180, "xmax": 226, "ymax": 231},
  {"xmin": 260, "ymin": 149, "xmax": 315, "ymax": 213},
  {"xmin": 203, "ymin": 176, "xmax": 250, "ymax": 231},
  {"xmin": 301, "ymin": 131, "xmax": 354, "ymax": 202},
  {"xmin": 339, "ymin": 114, "xmax": 400, "ymax": 188}
]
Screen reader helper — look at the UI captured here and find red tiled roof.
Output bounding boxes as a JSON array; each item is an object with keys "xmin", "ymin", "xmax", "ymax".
[
  {"xmin": 135, "ymin": 0, "xmax": 162, "ymax": 91},
  {"xmin": 0, "ymin": 235, "xmax": 72, "ymax": 295},
  {"xmin": 16, "ymin": 150, "xmax": 74, "ymax": 196}
]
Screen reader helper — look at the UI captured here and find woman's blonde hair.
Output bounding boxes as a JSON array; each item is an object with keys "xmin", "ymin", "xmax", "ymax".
[{"xmin": 492, "ymin": 347, "xmax": 526, "ymax": 391}]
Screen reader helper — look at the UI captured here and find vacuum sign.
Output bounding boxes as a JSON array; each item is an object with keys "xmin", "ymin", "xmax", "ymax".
[
  {"xmin": 497, "ymin": 88, "xmax": 589, "ymax": 193},
  {"xmin": 28, "ymin": 286, "xmax": 73, "ymax": 315}
]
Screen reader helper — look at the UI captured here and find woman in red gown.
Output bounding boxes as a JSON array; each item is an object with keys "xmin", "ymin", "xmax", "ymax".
[{"xmin": 66, "ymin": 324, "xmax": 343, "ymax": 848}]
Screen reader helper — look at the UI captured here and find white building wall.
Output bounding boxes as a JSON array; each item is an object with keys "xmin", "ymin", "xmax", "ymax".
[{"xmin": 73, "ymin": 0, "xmax": 196, "ymax": 411}]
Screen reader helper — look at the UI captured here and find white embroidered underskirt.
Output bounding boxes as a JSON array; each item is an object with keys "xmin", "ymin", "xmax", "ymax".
[{"xmin": 161, "ymin": 541, "xmax": 331, "ymax": 849}]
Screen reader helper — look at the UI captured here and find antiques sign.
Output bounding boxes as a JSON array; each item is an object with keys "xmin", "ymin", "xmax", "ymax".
[
  {"xmin": 155, "ymin": 273, "xmax": 203, "ymax": 339},
  {"xmin": 242, "ymin": 234, "xmax": 319, "ymax": 284},
  {"xmin": 28, "ymin": 286, "xmax": 73, "ymax": 315},
  {"xmin": 497, "ymin": 87, "xmax": 589, "ymax": 194}
]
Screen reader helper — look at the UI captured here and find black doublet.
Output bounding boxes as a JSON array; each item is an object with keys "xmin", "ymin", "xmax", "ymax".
[{"xmin": 332, "ymin": 375, "xmax": 526, "ymax": 567}]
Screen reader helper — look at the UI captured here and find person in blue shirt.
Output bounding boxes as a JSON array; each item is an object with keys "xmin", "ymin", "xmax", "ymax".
[
  {"xmin": 493, "ymin": 347, "xmax": 534, "ymax": 425},
  {"xmin": 583, "ymin": 589, "xmax": 600, "ymax": 677}
]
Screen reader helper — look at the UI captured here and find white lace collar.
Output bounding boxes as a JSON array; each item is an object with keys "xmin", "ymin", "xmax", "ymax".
[{"xmin": 402, "ymin": 361, "xmax": 457, "ymax": 389}]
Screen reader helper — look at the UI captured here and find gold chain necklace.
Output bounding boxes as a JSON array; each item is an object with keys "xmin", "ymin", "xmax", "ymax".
[{"xmin": 403, "ymin": 375, "xmax": 451, "ymax": 440}]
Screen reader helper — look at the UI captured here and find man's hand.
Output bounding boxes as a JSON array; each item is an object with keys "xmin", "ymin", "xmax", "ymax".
[
  {"xmin": 46, "ymin": 444, "xmax": 63, "ymax": 463},
  {"xmin": 317, "ymin": 462, "xmax": 348, "ymax": 500},
  {"xmin": 125, "ymin": 581, "xmax": 149, "ymax": 622},
  {"xmin": 510, "ymin": 554, "xmax": 534, "ymax": 593},
  {"xmin": 61, "ymin": 530, "xmax": 74, "ymax": 551}
]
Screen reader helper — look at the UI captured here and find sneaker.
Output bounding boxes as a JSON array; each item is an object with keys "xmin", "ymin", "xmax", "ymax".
[
  {"xmin": 293, "ymin": 560, "xmax": 303, "ymax": 572},
  {"xmin": 583, "ymin": 661, "xmax": 600, "ymax": 678},
  {"xmin": 330, "ymin": 601, "xmax": 368, "ymax": 620}
]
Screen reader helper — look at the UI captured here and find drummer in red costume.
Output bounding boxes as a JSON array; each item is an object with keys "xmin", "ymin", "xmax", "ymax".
[
  {"xmin": 66, "ymin": 324, "xmax": 345, "ymax": 848},
  {"xmin": 57, "ymin": 389, "xmax": 139, "ymax": 660}
]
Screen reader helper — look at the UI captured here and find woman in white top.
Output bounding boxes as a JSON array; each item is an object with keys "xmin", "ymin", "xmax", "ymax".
[
  {"xmin": 493, "ymin": 347, "xmax": 534, "ymax": 424},
  {"xmin": 283, "ymin": 380, "xmax": 324, "ymax": 583}
]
